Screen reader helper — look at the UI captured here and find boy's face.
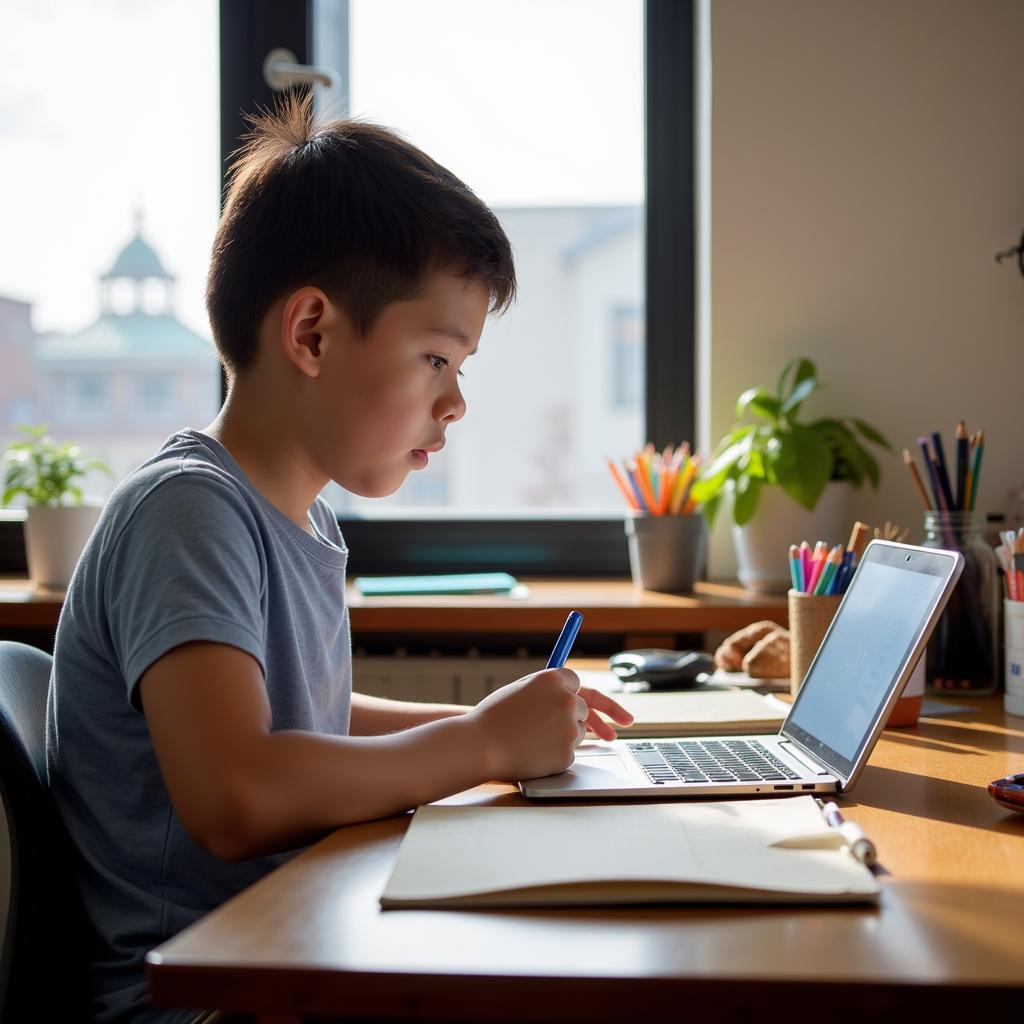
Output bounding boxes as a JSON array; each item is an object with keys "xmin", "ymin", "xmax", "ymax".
[{"xmin": 308, "ymin": 271, "xmax": 489, "ymax": 498}]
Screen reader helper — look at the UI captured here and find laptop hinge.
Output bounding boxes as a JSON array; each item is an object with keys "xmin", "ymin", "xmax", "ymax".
[{"xmin": 778, "ymin": 739, "xmax": 830, "ymax": 775}]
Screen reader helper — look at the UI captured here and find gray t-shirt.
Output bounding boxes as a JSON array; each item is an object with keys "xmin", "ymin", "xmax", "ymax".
[{"xmin": 46, "ymin": 429, "xmax": 352, "ymax": 1023}]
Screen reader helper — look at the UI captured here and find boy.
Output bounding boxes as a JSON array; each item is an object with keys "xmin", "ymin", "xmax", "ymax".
[{"xmin": 47, "ymin": 93, "xmax": 632, "ymax": 1024}]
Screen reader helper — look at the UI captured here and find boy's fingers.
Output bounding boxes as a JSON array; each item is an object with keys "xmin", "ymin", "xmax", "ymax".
[
  {"xmin": 579, "ymin": 686, "xmax": 635, "ymax": 725},
  {"xmin": 560, "ymin": 668, "xmax": 581, "ymax": 693},
  {"xmin": 573, "ymin": 693, "xmax": 589, "ymax": 722},
  {"xmin": 585, "ymin": 709, "xmax": 617, "ymax": 741}
]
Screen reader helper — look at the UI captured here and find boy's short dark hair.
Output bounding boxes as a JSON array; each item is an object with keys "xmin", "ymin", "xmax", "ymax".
[{"xmin": 206, "ymin": 92, "xmax": 516, "ymax": 375}]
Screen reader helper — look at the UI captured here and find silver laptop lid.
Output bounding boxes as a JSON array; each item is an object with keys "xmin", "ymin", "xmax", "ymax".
[{"xmin": 781, "ymin": 541, "xmax": 963, "ymax": 790}]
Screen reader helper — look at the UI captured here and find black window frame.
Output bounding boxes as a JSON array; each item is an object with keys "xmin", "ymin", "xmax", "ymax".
[{"xmin": 220, "ymin": 0, "xmax": 696, "ymax": 579}]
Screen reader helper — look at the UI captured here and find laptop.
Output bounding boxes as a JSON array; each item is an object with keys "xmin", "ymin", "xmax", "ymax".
[{"xmin": 521, "ymin": 540, "xmax": 963, "ymax": 800}]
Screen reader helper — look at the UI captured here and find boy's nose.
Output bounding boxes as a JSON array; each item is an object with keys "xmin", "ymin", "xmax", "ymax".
[{"xmin": 436, "ymin": 382, "xmax": 466, "ymax": 423}]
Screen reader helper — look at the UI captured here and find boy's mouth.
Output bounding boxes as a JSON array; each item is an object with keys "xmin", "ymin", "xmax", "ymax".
[{"xmin": 411, "ymin": 440, "xmax": 444, "ymax": 467}]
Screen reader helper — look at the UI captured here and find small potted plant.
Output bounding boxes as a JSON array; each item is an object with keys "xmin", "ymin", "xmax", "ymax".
[
  {"xmin": 3, "ymin": 424, "xmax": 111, "ymax": 588},
  {"xmin": 690, "ymin": 357, "xmax": 891, "ymax": 592}
]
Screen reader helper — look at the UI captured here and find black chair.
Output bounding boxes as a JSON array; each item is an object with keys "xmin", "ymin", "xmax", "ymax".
[{"xmin": 0, "ymin": 641, "xmax": 89, "ymax": 1020}]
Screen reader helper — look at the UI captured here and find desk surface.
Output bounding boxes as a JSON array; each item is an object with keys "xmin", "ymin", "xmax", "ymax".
[
  {"xmin": 0, "ymin": 576, "xmax": 786, "ymax": 636},
  {"xmin": 148, "ymin": 695, "xmax": 1024, "ymax": 1022}
]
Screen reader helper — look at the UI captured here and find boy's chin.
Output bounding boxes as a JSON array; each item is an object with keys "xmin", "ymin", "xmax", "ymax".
[{"xmin": 338, "ymin": 468, "xmax": 409, "ymax": 499}]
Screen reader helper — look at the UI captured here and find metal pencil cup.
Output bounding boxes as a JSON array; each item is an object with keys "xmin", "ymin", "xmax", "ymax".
[
  {"xmin": 788, "ymin": 590, "xmax": 841, "ymax": 696},
  {"xmin": 624, "ymin": 512, "xmax": 705, "ymax": 594}
]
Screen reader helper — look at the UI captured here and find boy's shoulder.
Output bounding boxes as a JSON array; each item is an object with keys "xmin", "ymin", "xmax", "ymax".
[
  {"xmin": 109, "ymin": 429, "xmax": 249, "ymax": 513},
  {"xmin": 97, "ymin": 428, "xmax": 344, "ymax": 561},
  {"xmin": 98, "ymin": 429, "xmax": 263, "ymax": 554}
]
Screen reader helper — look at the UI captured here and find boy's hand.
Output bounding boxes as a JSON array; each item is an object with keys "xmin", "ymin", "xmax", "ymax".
[
  {"xmin": 577, "ymin": 686, "xmax": 634, "ymax": 741},
  {"xmin": 468, "ymin": 670, "xmax": 634, "ymax": 781},
  {"xmin": 470, "ymin": 668, "xmax": 584, "ymax": 780}
]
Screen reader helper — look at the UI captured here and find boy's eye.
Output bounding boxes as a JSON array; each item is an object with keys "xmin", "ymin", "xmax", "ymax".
[{"xmin": 427, "ymin": 354, "xmax": 449, "ymax": 371}]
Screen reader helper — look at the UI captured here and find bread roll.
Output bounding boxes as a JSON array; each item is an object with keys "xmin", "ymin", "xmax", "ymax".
[
  {"xmin": 713, "ymin": 620, "xmax": 782, "ymax": 671},
  {"xmin": 742, "ymin": 628, "xmax": 791, "ymax": 679}
]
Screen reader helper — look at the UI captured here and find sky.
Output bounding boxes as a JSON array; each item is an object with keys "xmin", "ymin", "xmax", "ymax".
[{"xmin": 0, "ymin": 0, "xmax": 643, "ymax": 338}]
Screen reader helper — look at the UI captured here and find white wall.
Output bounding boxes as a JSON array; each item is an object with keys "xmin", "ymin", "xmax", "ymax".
[{"xmin": 707, "ymin": 0, "xmax": 1024, "ymax": 576}]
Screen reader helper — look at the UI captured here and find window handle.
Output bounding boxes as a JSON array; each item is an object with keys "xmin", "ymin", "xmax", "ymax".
[{"xmin": 262, "ymin": 47, "xmax": 339, "ymax": 92}]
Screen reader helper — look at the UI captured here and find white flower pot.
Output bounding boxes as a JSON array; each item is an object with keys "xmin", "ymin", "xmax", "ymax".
[
  {"xmin": 24, "ymin": 504, "xmax": 102, "ymax": 589},
  {"xmin": 731, "ymin": 482, "xmax": 851, "ymax": 593}
]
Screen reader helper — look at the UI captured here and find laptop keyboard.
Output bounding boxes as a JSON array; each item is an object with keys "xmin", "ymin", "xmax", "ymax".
[{"xmin": 626, "ymin": 739, "xmax": 802, "ymax": 785}]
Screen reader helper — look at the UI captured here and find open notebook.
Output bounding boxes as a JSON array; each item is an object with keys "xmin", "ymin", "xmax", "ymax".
[
  {"xmin": 602, "ymin": 687, "xmax": 789, "ymax": 738},
  {"xmin": 381, "ymin": 796, "xmax": 879, "ymax": 908}
]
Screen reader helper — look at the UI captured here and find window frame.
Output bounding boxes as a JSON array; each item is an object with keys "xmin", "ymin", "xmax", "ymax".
[{"xmin": 216, "ymin": 0, "xmax": 695, "ymax": 579}]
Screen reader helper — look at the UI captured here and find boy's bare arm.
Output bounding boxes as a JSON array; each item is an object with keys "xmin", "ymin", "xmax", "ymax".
[
  {"xmin": 140, "ymin": 641, "xmax": 631, "ymax": 862},
  {"xmin": 349, "ymin": 691, "xmax": 468, "ymax": 735}
]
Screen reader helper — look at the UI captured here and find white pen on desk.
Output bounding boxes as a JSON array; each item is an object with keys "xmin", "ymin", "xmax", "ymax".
[{"xmin": 816, "ymin": 799, "xmax": 877, "ymax": 867}]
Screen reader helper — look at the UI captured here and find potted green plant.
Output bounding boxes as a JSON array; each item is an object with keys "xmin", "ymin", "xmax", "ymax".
[
  {"xmin": 690, "ymin": 357, "xmax": 891, "ymax": 592},
  {"xmin": 3, "ymin": 424, "xmax": 111, "ymax": 588}
]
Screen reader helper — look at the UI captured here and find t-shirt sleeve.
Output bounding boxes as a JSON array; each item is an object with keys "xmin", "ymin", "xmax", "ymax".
[{"xmin": 104, "ymin": 469, "xmax": 268, "ymax": 709}]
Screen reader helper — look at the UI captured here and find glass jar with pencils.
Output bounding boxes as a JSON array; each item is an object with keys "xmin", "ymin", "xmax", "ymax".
[{"xmin": 921, "ymin": 510, "xmax": 1001, "ymax": 696}]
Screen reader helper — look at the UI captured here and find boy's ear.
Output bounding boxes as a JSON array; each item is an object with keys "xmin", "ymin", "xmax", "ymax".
[{"xmin": 280, "ymin": 287, "xmax": 338, "ymax": 378}]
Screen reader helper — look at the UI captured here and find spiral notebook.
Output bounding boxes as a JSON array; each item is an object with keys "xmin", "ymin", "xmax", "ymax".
[{"xmin": 380, "ymin": 796, "xmax": 879, "ymax": 908}]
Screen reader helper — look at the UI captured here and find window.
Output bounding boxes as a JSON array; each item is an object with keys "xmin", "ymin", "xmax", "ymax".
[
  {"xmin": 136, "ymin": 374, "xmax": 175, "ymax": 420},
  {"xmin": 61, "ymin": 374, "xmax": 109, "ymax": 424},
  {"xmin": 220, "ymin": 1, "xmax": 694, "ymax": 575},
  {"xmin": 0, "ymin": 1, "xmax": 221, "ymax": 503},
  {"xmin": 611, "ymin": 305, "xmax": 644, "ymax": 410},
  {"xmin": 312, "ymin": 1, "xmax": 645, "ymax": 515},
  {"xmin": 0, "ymin": 2, "xmax": 694, "ymax": 576}
]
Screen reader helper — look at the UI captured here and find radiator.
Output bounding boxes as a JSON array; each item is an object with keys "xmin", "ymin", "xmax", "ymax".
[{"xmin": 352, "ymin": 655, "xmax": 547, "ymax": 706}]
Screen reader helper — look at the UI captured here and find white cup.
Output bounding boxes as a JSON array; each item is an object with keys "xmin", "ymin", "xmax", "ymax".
[{"xmin": 1004, "ymin": 600, "xmax": 1024, "ymax": 717}]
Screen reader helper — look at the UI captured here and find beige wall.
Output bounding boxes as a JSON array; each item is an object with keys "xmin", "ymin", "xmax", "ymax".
[{"xmin": 706, "ymin": 0, "xmax": 1024, "ymax": 576}]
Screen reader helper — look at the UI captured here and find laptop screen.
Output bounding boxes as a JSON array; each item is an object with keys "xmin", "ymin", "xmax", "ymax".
[{"xmin": 783, "ymin": 546, "xmax": 950, "ymax": 779}]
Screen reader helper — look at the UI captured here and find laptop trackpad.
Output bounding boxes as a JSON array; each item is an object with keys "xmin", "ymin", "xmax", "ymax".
[{"xmin": 572, "ymin": 751, "xmax": 631, "ymax": 778}]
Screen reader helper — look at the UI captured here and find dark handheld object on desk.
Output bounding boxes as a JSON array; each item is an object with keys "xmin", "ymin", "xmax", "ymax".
[
  {"xmin": 609, "ymin": 649, "xmax": 715, "ymax": 689},
  {"xmin": 988, "ymin": 773, "xmax": 1024, "ymax": 813}
]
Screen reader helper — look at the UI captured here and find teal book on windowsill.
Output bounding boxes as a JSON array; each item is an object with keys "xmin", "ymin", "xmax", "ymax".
[{"xmin": 354, "ymin": 572, "xmax": 521, "ymax": 597}]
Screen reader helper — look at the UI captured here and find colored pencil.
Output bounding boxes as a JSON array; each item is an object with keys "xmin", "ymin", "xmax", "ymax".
[
  {"xmin": 917, "ymin": 437, "xmax": 947, "ymax": 511},
  {"xmin": 805, "ymin": 541, "xmax": 828, "ymax": 594},
  {"xmin": 954, "ymin": 421, "xmax": 968, "ymax": 511},
  {"xmin": 629, "ymin": 458, "xmax": 658, "ymax": 513},
  {"xmin": 800, "ymin": 541, "xmax": 812, "ymax": 588},
  {"xmin": 610, "ymin": 444, "xmax": 701, "ymax": 516},
  {"xmin": 968, "ymin": 430, "xmax": 984, "ymax": 511},
  {"xmin": 930, "ymin": 431, "xmax": 955, "ymax": 511},
  {"xmin": 789, "ymin": 544, "xmax": 801, "ymax": 591},
  {"xmin": 814, "ymin": 546, "xmax": 843, "ymax": 596},
  {"xmin": 848, "ymin": 521, "xmax": 871, "ymax": 562},
  {"xmin": 668, "ymin": 456, "xmax": 697, "ymax": 515},
  {"xmin": 606, "ymin": 458, "xmax": 641, "ymax": 510},
  {"xmin": 902, "ymin": 449, "xmax": 931, "ymax": 510}
]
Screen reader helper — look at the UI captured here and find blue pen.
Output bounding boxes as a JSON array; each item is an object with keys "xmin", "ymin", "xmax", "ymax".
[
  {"xmin": 546, "ymin": 611, "xmax": 583, "ymax": 668},
  {"xmin": 832, "ymin": 551, "xmax": 855, "ymax": 595}
]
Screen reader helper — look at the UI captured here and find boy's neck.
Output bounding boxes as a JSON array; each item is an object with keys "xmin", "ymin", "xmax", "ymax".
[{"xmin": 202, "ymin": 382, "xmax": 327, "ymax": 536}]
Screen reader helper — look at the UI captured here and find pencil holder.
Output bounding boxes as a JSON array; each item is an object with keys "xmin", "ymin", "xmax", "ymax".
[
  {"xmin": 922, "ymin": 511, "xmax": 1000, "ymax": 696},
  {"xmin": 788, "ymin": 591, "xmax": 841, "ymax": 696},
  {"xmin": 885, "ymin": 655, "xmax": 926, "ymax": 728},
  {"xmin": 1005, "ymin": 599, "xmax": 1024, "ymax": 718},
  {"xmin": 624, "ymin": 512, "xmax": 705, "ymax": 593}
]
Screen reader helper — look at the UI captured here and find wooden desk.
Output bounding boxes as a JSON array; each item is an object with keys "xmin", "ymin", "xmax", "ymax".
[
  {"xmin": 0, "ymin": 577, "xmax": 786, "ymax": 641},
  {"xmin": 148, "ymin": 697, "xmax": 1024, "ymax": 1021}
]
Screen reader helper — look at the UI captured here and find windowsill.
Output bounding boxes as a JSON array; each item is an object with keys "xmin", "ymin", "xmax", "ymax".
[{"xmin": 0, "ymin": 575, "xmax": 787, "ymax": 635}]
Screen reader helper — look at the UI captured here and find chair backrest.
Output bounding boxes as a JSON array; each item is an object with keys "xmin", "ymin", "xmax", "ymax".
[{"xmin": 0, "ymin": 641, "xmax": 89, "ymax": 1020}]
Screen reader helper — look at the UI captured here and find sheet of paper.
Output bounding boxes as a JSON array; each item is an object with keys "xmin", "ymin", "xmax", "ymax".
[{"xmin": 382, "ymin": 796, "xmax": 878, "ymax": 905}]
